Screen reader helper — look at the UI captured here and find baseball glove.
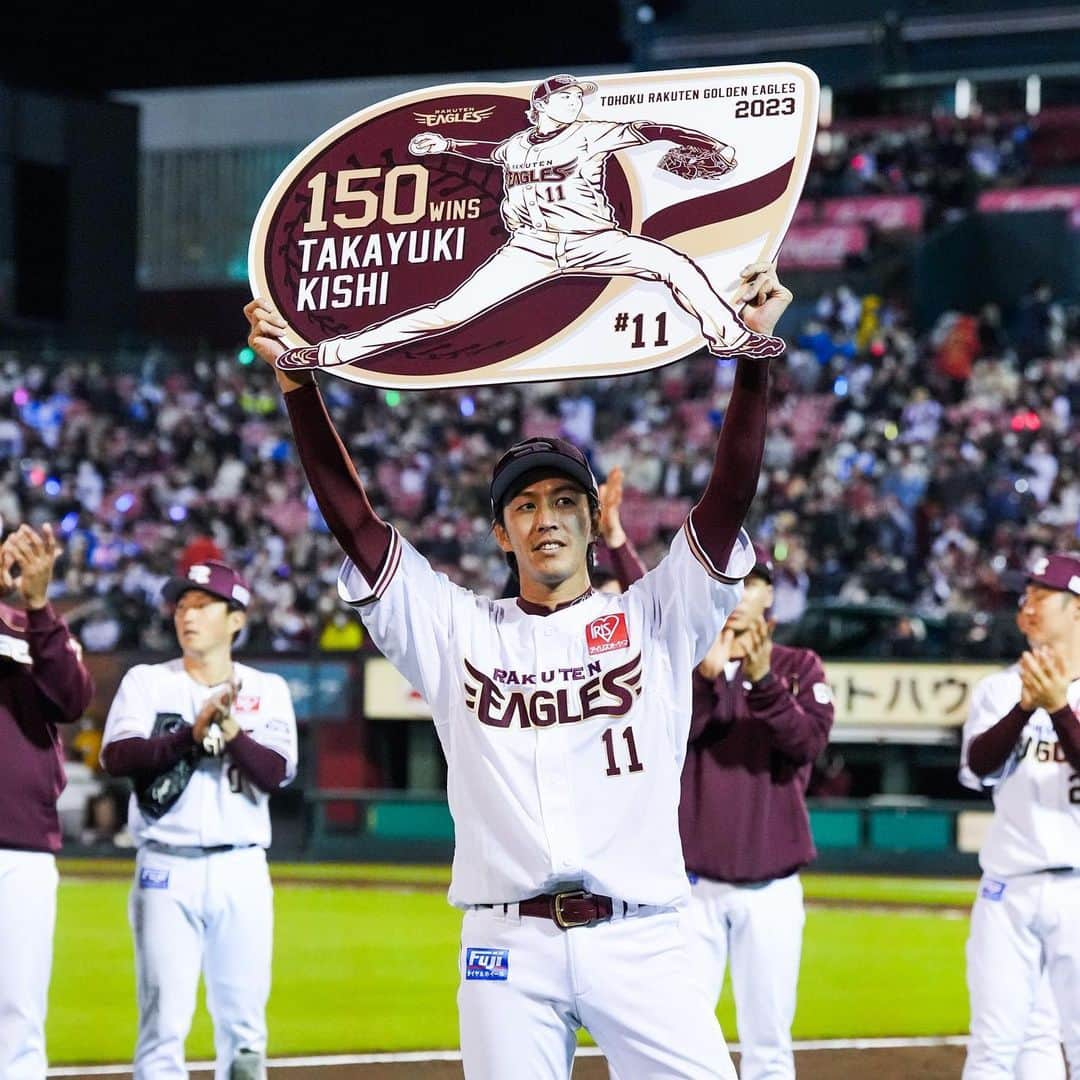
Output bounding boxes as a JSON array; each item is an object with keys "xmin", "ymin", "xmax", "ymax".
[
  {"xmin": 409, "ymin": 132, "xmax": 450, "ymax": 156},
  {"xmin": 657, "ymin": 144, "xmax": 737, "ymax": 180}
]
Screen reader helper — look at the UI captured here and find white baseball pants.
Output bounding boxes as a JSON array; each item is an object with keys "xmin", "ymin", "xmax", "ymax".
[
  {"xmin": 317, "ymin": 227, "xmax": 750, "ymax": 367},
  {"xmin": 679, "ymin": 874, "xmax": 805, "ymax": 1080},
  {"xmin": 963, "ymin": 871, "xmax": 1078, "ymax": 1078},
  {"xmin": 0, "ymin": 849, "xmax": 58, "ymax": 1080},
  {"xmin": 129, "ymin": 845, "xmax": 273, "ymax": 1080},
  {"xmin": 459, "ymin": 903, "xmax": 737, "ymax": 1079},
  {"xmin": 1014, "ymin": 974, "xmax": 1065, "ymax": 1080}
]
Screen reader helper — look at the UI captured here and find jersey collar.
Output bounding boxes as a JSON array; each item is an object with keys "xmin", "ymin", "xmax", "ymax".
[
  {"xmin": 527, "ymin": 124, "xmax": 568, "ymax": 145},
  {"xmin": 516, "ymin": 587, "xmax": 594, "ymax": 617}
]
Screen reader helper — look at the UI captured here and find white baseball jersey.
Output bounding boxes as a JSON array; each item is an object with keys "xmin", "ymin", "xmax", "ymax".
[
  {"xmin": 102, "ymin": 659, "xmax": 298, "ymax": 849},
  {"xmin": 959, "ymin": 666, "xmax": 1080, "ymax": 876},
  {"xmin": 492, "ymin": 121, "xmax": 646, "ymax": 234},
  {"xmin": 339, "ymin": 522, "xmax": 753, "ymax": 909}
]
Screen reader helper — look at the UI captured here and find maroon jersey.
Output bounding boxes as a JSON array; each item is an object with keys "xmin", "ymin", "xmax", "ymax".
[
  {"xmin": 0, "ymin": 603, "xmax": 95, "ymax": 852},
  {"xmin": 679, "ymin": 643, "xmax": 834, "ymax": 884}
]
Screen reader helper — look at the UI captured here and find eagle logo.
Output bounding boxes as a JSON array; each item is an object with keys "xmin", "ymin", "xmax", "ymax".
[{"xmin": 413, "ymin": 105, "xmax": 497, "ymax": 127}]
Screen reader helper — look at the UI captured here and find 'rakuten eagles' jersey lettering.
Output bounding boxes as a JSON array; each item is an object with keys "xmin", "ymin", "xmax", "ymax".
[
  {"xmin": 339, "ymin": 524, "xmax": 753, "ymax": 909},
  {"xmin": 960, "ymin": 666, "xmax": 1080, "ymax": 876},
  {"xmin": 493, "ymin": 121, "xmax": 646, "ymax": 233}
]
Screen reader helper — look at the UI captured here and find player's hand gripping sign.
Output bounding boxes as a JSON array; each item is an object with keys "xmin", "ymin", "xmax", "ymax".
[{"xmin": 250, "ymin": 64, "xmax": 818, "ymax": 389}]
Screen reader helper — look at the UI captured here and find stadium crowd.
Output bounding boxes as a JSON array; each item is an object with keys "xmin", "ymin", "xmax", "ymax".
[
  {"xmin": 0, "ymin": 279, "xmax": 1075, "ymax": 656},
  {"xmin": 807, "ymin": 112, "xmax": 1038, "ymax": 228}
]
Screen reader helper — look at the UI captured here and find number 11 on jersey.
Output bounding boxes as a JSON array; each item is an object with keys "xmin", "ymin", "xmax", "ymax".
[{"xmin": 603, "ymin": 725, "xmax": 645, "ymax": 776}]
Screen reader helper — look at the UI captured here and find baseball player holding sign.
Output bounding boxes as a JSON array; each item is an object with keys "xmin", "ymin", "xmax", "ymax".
[
  {"xmin": 0, "ymin": 523, "xmax": 94, "ymax": 1080},
  {"xmin": 959, "ymin": 552, "xmax": 1080, "ymax": 1078},
  {"xmin": 277, "ymin": 74, "xmax": 783, "ymax": 375},
  {"xmin": 101, "ymin": 561, "xmax": 298, "ymax": 1080},
  {"xmin": 246, "ymin": 260, "xmax": 790, "ymax": 1079}
]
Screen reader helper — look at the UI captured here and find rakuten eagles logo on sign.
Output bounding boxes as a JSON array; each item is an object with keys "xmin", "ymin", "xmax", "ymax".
[{"xmin": 414, "ymin": 105, "xmax": 497, "ymax": 127}]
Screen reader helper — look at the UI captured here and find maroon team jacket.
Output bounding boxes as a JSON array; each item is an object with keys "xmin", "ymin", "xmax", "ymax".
[
  {"xmin": 679, "ymin": 644, "xmax": 834, "ymax": 884},
  {"xmin": 0, "ymin": 602, "xmax": 95, "ymax": 853}
]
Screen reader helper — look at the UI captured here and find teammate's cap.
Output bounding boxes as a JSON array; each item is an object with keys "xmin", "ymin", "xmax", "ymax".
[
  {"xmin": 490, "ymin": 437, "xmax": 599, "ymax": 519},
  {"xmin": 1026, "ymin": 553, "xmax": 1080, "ymax": 596},
  {"xmin": 162, "ymin": 561, "xmax": 252, "ymax": 609},
  {"xmin": 530, "ymin": 74, "xmax": 598, "ymax": 106},
  {"xmin": 749, "ymin": 542, "xmax": 774, "ymax": 584}
]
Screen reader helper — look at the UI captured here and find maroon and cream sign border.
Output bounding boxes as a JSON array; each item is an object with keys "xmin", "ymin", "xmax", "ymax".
[{"xmin": 249, "ymin": 63, "xmax": 818, "ymax": 389}]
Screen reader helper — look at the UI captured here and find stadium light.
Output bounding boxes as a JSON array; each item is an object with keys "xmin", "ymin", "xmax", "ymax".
[
  {"xmin": 955, "ymin": 78, "xmax": 974, "ymax": 119},
  {"xmin": 1026, "ymin": 75, "xmax": 1041, "ymax": 117},
  {"xmin": 819, "ymin": 85, "xmax": 833, "ymax": 129}
]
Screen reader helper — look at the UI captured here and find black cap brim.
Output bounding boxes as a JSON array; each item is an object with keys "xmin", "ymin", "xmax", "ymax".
[{"xmin": 491, "ymin": 454, "xmax": 597, "ymax": 518}]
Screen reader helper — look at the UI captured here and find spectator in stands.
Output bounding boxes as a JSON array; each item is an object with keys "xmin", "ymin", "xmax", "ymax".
[
  {"xmin": 0, "ymin": 269, "xmax": 1075, "ymax": 658},
  {"xmin": 1013, "ymin": 279, "xmax": 1057, "ymax": 362}
]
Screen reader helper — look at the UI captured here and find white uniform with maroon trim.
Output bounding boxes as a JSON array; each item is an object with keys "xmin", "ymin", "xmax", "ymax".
[
  {"xmin": 317, "ymin": 118, "xmax": 750, "ymax": 368},
  {"xmin": 958, "ymin": 666, "xmax": 1080, "ymax": 1079},
  {"xmin": 101, "ymin": 660, "xmax": 298, "ymax": 1080},
  {"xmin": 339, "ymin": 522, "xmax": 754, "ymax": 1078}
]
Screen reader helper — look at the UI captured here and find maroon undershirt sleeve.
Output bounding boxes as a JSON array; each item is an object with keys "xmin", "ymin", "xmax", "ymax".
[
  {"xmin": 27, "ymin": 603, "xmax": 95, "ymax": 721},
  {"xmin": 226, "ymin": 731, "xmax": 288, "ymax": 792},
  {"xmin": 689, "ymin": 356, "xmax": 770, "ymax": 571},
  {"xmin": 445, "ymin": 140, "xmax": 501, "ymax": 163},
  {"xmin": 608, "ymin": 538, "xmax": 646, "ymax": 591},
  {"xmin": 966, "ymin": 704, "xmax": 1032, "ymax": 778},
  {"xmin": 688, "ymin": 671, "xmax": 723, "ymax": 743},
  {"xmin": 1049, "ymin": 706, "xmax": 1080, "ymax": 772},
  {"xmin": 283, "ymin": 381, "xmax": 392, "ymax": 582},
  {"xmin": 746, "ymin": 651, "xmax": 834, "ymax": 765},
  {"xmin": 635, "ymin": 123, "xmax": 725, "ymax": 151},
  {"xmin": 101, "ymin": 729, "xmax": 194, "ymax": 778}
]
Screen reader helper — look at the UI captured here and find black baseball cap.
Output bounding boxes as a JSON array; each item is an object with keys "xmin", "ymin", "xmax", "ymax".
[{"xmin": 490, "ymin": 437, "xmax": 599, "ymax": 519}]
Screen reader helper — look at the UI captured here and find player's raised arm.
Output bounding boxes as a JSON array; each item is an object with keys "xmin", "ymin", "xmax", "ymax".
[
  {"xmin": 409, "ymin": 132, "xmax": 501, "ymax": 163},
  {"xmin": 2, "ymin": 524, "xmax": 94, "ymax": 721},
  {"xmin": 687, "ymin": 263, "xmax": 792, "ymax": 576},
  {"xmin": 243, "ymin": 298, "xmax": 392, "ymax": 581},
  {"xmin": 634, "ymin": 122, "xmax": 732, "ymax": 155},
  {"xmin": 598, "ymin": 466, "xmax": 646, "ymax": 590}
]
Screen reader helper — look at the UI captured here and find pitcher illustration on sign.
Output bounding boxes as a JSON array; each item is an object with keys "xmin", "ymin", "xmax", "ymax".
[{"xmin": 250, "ymin": 64, "xmax": 818, "ymax": 388}]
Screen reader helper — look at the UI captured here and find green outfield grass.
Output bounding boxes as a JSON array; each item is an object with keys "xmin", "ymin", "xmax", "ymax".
[{"xmin": 48, "ymin": 865, "xmax": 974, "ymax": 1064}]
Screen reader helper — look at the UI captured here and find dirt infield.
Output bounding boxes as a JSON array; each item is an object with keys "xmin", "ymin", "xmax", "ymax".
[
  {"xmin": 312, "ymin": 1047, "xmax": 969, "ymax": 1078},
  {"xmin": 54, "ymin": 1044, "xmax": 969, "ymax": 1079}
]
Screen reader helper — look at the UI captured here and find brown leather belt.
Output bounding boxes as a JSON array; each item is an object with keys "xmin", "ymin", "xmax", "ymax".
[{"xmin": 518, "ymin": 889, "xmax": 619, "ymax": 930}]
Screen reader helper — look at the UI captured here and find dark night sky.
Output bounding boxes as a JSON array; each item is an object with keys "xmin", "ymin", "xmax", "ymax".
[{"xmin": 2, "ymin": 2, "xmax": 631, "ymax": 96}]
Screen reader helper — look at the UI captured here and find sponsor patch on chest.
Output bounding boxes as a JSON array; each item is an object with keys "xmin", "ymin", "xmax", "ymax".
[
  {"xmin": 138, "ymin": 867, "xmax": 170, "ymax": 890},
  {"xmin": 465, "ymin": 947, "xmax": 509, "ymax": 981},
  {"xmin": 586, "ymin": 613, "xmax": 629, "ymax": 655}
]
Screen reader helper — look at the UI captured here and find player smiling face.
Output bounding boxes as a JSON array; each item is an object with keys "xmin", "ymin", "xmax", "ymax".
[
  {"xmin": 536, "ymin": 87, "xmax": 585, "ymax": 128},
  {"xmin": 493, "ymin": 473, "xmax": 597, "ymax": 603}
]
